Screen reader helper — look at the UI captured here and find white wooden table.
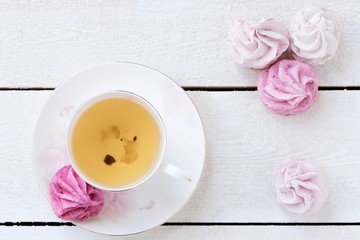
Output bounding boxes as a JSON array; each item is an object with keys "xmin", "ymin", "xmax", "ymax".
[{"xmin": 1, "ymin": 1, "xmax": 360, "ymax": 239}]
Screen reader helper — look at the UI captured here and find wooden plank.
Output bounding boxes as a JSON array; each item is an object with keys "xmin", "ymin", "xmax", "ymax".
[
  {"xmin": 1, "ymin": 226, "xmax": 360, "ymax": 239},
  {"xmin": 0, "ymin": 0, "xmax": 359, "ymax": 87},
  {"xmin": 1, "ymin": 91, "xmax": 360, "ymax": 222}
]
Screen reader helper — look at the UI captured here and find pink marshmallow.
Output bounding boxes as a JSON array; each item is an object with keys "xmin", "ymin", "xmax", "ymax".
[
  {"xmin": 273, "ymin": 159, "xmax": 328, "ymax": 214},
  {"xmin": 49, "ymin": 165, "xmax": 104, "ymax": 221},
  {"xmin": 258, "ymin": 59, "xmax": 318, "ymax": 115}
]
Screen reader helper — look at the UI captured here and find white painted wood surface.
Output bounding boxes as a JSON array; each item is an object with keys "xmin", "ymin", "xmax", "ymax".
[
  {"xmin": 3, "ymin": 226, "xmax": 360, "ymax": 240},
  {"xmin": 0, "ymin": 0, "xmax": 359, "ymax": 87},
  {"xmin": 1, "ymin": 91, "xmax": 360, "ymax": 224},
  {"xmin": 1, "ymin": 1, "xmax": 360, "ymax": 238}
]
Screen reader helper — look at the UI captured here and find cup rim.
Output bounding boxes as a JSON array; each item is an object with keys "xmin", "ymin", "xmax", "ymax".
[{"xmin": 66, "ymin": 90, "xmax": 166, "ymax": 192}]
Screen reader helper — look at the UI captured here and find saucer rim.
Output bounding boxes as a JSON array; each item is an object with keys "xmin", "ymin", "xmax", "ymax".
[{"xmin": 31, "ymin": 61, "xmax": 206, "ymax": 236}]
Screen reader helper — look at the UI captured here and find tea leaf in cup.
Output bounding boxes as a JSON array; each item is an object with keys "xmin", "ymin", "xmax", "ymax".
[{"xmin": 104, "ymin": 154, "xmax": 116, "ymax": 166}]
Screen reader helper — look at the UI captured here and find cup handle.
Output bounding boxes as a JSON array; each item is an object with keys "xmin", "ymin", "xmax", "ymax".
[{"xmin": 160, "ymin": 163, "xmax": 191, "ymax": 183}]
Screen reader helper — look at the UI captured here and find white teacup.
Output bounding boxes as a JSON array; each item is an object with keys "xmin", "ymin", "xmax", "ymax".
[{"xmin": 66, "ymin": 90, "xmax": 190, "ymax": 191}]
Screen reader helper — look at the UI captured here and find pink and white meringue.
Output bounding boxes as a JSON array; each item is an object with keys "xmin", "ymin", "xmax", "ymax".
[
  {"xmin": 273, "ymin": 159, "xmax": 328, "ymax": 214},
  {"xmin": 228, "ymin": 18, "xmax": 290, "ymax": 69},
  {"xmin": 290, "ymin": 7, "xmax": 341, "ymax": 65},
  {"xmin": 49, "ymin": 165, "xmax": 104, "ymax": 221},
  {"xmin": 258, "ymin": 59, "xmax": 318, "ymax": 115}
]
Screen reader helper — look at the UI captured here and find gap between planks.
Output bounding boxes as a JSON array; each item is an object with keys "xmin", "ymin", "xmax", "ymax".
[
  {"xmin": 1, "ymin": 222, "xmax": 360, "ymax": 227},
  {"xmin": 1, "ymin": 86, "xmax": 360, "ymax": 92}
]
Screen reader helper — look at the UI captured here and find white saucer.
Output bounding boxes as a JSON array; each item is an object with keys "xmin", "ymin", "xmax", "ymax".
[{"xmin": 32, "ymin": 62, "xmax": 206, "ymax": 235}]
